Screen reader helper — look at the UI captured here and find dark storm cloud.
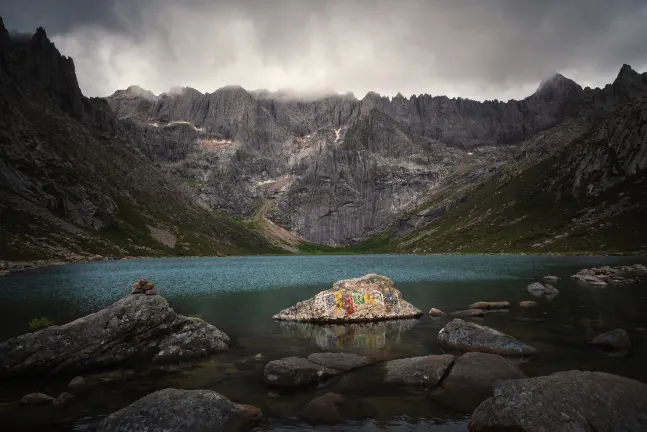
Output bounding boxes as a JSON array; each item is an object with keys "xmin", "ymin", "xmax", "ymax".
[{"xmin": 1, "ymin": 0, "xmax": 646, "ymax": 99}]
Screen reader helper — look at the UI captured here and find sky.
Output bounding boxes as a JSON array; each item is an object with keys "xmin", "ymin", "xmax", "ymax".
[{"xmin": 2, "ymin": 0, "xmax": 647, "ymax": 100}]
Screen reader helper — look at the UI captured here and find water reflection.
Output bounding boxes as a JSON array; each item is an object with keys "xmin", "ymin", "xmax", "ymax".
[{"xmin": 279, "ymin": 319, "xmax": 419, "ymax": 350}]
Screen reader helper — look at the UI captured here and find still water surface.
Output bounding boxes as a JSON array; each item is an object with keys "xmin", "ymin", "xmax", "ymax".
[{"xmin": 1, "ymin": 254, "xmax": 646, "ymax": 431}]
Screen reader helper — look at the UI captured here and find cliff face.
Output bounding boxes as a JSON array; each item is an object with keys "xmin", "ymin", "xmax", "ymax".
[
  {"xmin": 389, "ymin": 91, "xmax": 647, "ymax": 255},
  {"xmin": 106, "ymin": 60, "xmax": 647, "ymax": 245},
  {"xmin": 0, "ymin": 18, "xmax": 278, "ymax": 261}
]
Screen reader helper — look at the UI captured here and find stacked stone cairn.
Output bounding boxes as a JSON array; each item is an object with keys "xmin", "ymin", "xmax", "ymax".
[{"xmin": 131, "ymin": 279, "xmax": 158, "ymax": 296}]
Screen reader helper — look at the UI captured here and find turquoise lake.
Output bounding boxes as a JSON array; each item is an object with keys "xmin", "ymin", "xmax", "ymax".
[{"xmin": 1, "ymin": 254, "xmax": 646, "ymax": 431}]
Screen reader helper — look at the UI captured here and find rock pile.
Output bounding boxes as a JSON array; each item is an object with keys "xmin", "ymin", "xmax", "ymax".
[
  {"xmin": 571, "ymin": 264, "xmax": 647, "ymax": 286},
  {"xmin": 131, "ymin": 279, "xmax": 158, "ymax": 295}
]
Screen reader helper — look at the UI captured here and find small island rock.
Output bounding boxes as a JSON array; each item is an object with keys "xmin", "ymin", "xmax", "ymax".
[
  {"xmin": 449, "ymin": 309, "xmax": 485, "ymax": 317},
  {"xmin": 98, "ymin": 389, "xmax": 262, "ymax": 432},
  {"xmin": 438, "ymin": 319, "xmax": 537, "ymax": 356},
  {"xmin": 542, "ymin": 275, "xmax": 560, "ymax": 282},
  {"xmin": 272, "ymin": 274, "xmax": 422, "ymax": 322},
  {"xmin": 469, "ymin": 371, "xmax": 647, "ymax": 432},
  {"xmin": 68, "ymin": 376, "xmax": 85, "ymax": 389},
  {"xmin": 591, "ymin": 328, "xmax": 631, "ymax": 350}
]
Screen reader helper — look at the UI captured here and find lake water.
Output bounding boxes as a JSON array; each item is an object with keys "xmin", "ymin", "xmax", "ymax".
[{"xmin": 1, "ymin": 254, "xmax": 647, "ymax": 431}]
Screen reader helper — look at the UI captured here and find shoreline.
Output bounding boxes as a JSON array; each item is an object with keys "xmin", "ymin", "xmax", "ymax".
[{"xmin": 1, "ymin": 251, "xmax": 646, "ymax": 277}]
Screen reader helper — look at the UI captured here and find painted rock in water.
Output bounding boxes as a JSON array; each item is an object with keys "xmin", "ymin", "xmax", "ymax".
[{"xmin": 272, "ymin": 274, "xmax": 423, "ymax": 322}]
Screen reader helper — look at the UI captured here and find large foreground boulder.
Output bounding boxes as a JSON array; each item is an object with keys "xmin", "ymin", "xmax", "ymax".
[
  {"xmin": 429, "ymin": 352, "xmax": 526, "ymax": 412},
  {"xmin": 469, "ymin": 371, "xmax": 647, "ymax": 432},
  {"xmin": 98, "ymin": 388, "xmax": 262, "ymax": 432},
  {"xmin": 272, "ymin": 274, "xmax": 422, "ymax": 322},
  {"xmin": 438, "ymin": 319, "xmax": 537, "ymax": 356},
  {"xmin": 0, "ymin": 295, "xmax": 230, "ymax": 378}
]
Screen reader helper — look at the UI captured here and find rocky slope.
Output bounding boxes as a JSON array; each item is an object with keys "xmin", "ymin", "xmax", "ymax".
[
  {"xmin": 386, "ymin": 89, "xmax": 647, "ymax": 254},
  {"xmin": 0, "ymin": 17, "xmax": 279, "ymax": 261},
  {"xmin": 106, "ymin": 59, "xmax": 647, "ymax": 247}
]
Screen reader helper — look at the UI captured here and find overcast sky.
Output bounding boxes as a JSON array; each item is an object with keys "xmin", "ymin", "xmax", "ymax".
[{"xmin": 2, "ymin": 0, "xmax": 647, "ymax": 100}]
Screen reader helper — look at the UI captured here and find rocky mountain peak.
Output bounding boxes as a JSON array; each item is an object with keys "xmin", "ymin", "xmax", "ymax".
[
  {"xmin": 617, "ymin": 64, "xmax": 639, "ymax": 81},
  {"xmin": 124, "ymin": 85, "xmax": 158, "ymax": 100},
  {"xmin": 534, "ymin": 72, "xmax": 583, "ymax": 101}
]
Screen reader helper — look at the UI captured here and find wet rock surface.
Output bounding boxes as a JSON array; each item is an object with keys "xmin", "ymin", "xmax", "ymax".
[
  {"xmin": 272, "ymin": 274, "xmax": 423, "ymax": 322},
  {"xmin": 382, "ymin": 355, "xmax": 454, "ymax": 387},
  {"xmin": 0, "ymin": 294, "xmax": 230, "ymax": 378},
  {"xmin": 430, "ymin": 352, "xmax": 526, "ymax": 412},
  {"xmin": 438, "ymin": 319, "xmax": 538, "ymax": 356},
  {"xmin": 19, "ymin": 393, "xmax": 55, "ymax": 405},
  {"xmin": 469, "ymin": 371, "xmax": 647, "ymax": 432},
  {"xmin": 519, "ymin": 300, "xmax": 539, "ymax": 308},
  {"xmin": 98, "ymin": 388, "xmax": 262, "ymax": 432}
]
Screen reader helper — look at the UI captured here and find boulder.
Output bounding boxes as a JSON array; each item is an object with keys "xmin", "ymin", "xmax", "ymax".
[
  {"xmin": 591, "ymin": 329, "xmax": 631, "ymax": 350},
  {"xmin": 264, "ymin": 357, "xmax": 341, "ymax": 387},
  {"xmin": 429, "ymin": 352, "xmax": 526, "ymax": 412},
  {"xmin": 307, "ymin": 353, "xmax": 376, "ymax": 372},
  {"xmin": 449, "ymin": 309, "xmax": 485, "ymax": 317},
  {"xmin": 382, "ymin": 355, "xmax": 454, "ymax": 386},
  {"xmin": 68, "ymin": 376, "xmax": 85, "ymax": 389},
  {"xmin": 0, "ymin": 295, "xmax": 230, "ymax": 378},
  {"xmin": 438, "ymin": 319, "xmax": 537, "ymax": 356},
  {"xmin": 272, "ymin": 274, "xmax": 422, "ymax": 322},
  {"xmin": 519, "ymin": 301, "xmax": 539, "ymax": 308},
  {"xmin": 298, "ymin": 393, "xmax": 375, "ymax": 425},
  {"xmin": 429, "ymin": 308, "xmax": 446, "ymax": 317},
  {"xmin": 468, "ymin": 302, "xmax": 511, "ymax": 310},
  {"xmin": 98, "ymin": 388, "xmax": 262, "ymax": 432},
  {"xmin": 542, "ymin": 275, "xmax": 560, "ymax": 282},
  {"xmin": 469, "ymin": 371, "xmax": 647, "ymax": 432},
  {"xmin": 19, "ymin": 392, "xmax": 55, "ymax": 405}
]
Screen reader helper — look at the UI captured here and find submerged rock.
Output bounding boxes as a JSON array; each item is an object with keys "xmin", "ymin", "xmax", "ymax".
[
  {"xmin": 0, "ymin": 295, "xmax": 230, "ymax": 378},
  {"xmin": 264, "ymin": 357, "xmax": 341, "ymax": 387},
  {"xmin": 438, "ymin": 319, "xmax": 537, "ymax": 356},
  {"xmin": 469, "ymin": 371, "xmax": 647, "ymax": 432},
  {"xmin": 542, "ymin": 275, "xmax": 560, "ymax": 282},
  {"xmin": 19, "ymin": 392, "xmax": 55, "ymax": 405},
  {"xmin": 468, "ymin": 301, "xmax": 511, "ymax": 310},
  {"xmin": 307, "ymin": 353, "xmax": 376, "ymax": 371},
  {"xmin": 272, "ymin": 274, "xmax": 422, "ymax": 322},
  {"xmin": 544, "ymin": 284, "xmax": 559, "ymax": 294},
  {"xmin": 429, "ymin": 352, "xmax": 526, "ymax": 412},
  {"xmin": 449, "ymin": 309, "xmax": 485, "ymax": 317},
  {"xmin": 429, "ymin": 308, "xmax": 446, "ymax": 317},
  {"xmin": 591, "ymin": 328, "xmax": 631, "ymax": 350},
  {"xmin": 53, "ymin": 392, "xmax": 75, "ymax": 407},
  {"xmin": 298, "ymin": 393, "xmax": 375, "ymax": 425},
  {"xmin": 383, "ymin": 354, "xmax": 454, "ymax": 387},
  {"xmin": 98, "ymin": 388, "xmax": 262, "ymax": 432}
]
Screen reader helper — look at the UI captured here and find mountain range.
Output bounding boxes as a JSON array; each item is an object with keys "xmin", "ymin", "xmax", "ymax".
[{"xmin": 1, "ymin": 16, "xmax": 646, "ymax": 261}]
